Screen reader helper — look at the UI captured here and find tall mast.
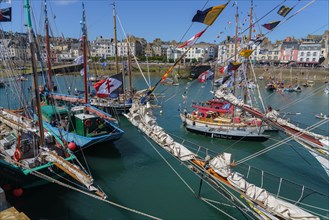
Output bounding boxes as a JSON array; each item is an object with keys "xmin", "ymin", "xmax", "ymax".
[
  {"xmin": 25, "ymin": 0, "xmax": 45, "ymax": 145},
  {"xmin": 244, "ymin": 0, "xmax": 253, "ymax": 104},
  {"xmin": 247, "ymin": 0, "xmax": 253, "ymax": 44},
  {"xmin": 44, "ymin": 0, "xmax": 53, "ymax": 91},
  {"xmin": 82, "ymin": 3, "xmax": 88, "ymax": 104},
  {"xmin": 233, "ymin": 3, "xmax": 239, "ymax": 96},
  {"xmin": 112, "ymin": 3, "xmax": 119, "ymax": 75}
]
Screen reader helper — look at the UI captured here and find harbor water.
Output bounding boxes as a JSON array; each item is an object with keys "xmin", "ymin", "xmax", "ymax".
[{"xmin": 0, "ymin": 74, "xmax": 328, "ymax": 219}]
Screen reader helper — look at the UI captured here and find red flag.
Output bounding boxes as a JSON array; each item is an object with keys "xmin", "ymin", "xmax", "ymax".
[
  {"xmin": 219, "ymin": 66, "xmax": 227, "ymax": 74},
  {"xmin": 178, "ymin": 30, "xmax": 206, "ymax": 48}
]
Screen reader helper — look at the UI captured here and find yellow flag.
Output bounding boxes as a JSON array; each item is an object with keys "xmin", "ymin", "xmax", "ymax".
[{"xmin": 239, "ymin": 49, "xmax": 254, "ymax": 58}]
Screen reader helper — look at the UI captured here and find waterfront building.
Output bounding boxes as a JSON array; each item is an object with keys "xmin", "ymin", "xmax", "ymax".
[
  {"xmin": 297, "ymin": 39, "xmax": 322, "ymax": 67},
  {"xmin": 280, "ymin": 37, "xmax": 299, "ymax": 63}
]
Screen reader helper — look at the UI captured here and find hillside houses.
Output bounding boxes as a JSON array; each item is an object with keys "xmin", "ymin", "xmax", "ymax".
[{"xmin": 0, "ymin": 30, "xmax": 328, "ymax": 67}]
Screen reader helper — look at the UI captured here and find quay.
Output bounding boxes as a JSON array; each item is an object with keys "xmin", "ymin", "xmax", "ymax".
[{"xmin": 0, "ymin": 187, "xmax": 30, "ymax": 220}]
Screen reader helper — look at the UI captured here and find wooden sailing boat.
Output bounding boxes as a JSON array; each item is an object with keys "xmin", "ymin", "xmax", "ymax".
[
  {"xmin": 0, "ymin": 0, "xmax": 106, "ymax": 199},
  {"xmin": 181, "ymin": 2, "xmax": 270, "ymax": 142},
  {"xmin": 41, "ymin": 2, "xmax": 124, "ymax": 149},
  {"xmin": 88, "ymin": 3, "xmax": 133, "ymax": 115},
  {"xmin": 124, "ymin": 100, "xmax": 326, "ymax": 219}
]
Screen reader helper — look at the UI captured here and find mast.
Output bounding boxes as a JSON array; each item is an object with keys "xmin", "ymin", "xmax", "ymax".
[
  {"xmin": 25, "ymin": 0, "xmax": 45, "ymax": 145},
  {"xmin": 112, "ymin": 3, "xmax": 119, "ymax": 75},
  {"xmin": 127, "ymin": 37, "xmax": 132, "ymax": 94},
  {"xmin": 81, "ymin": 3, "xmax": 88, "ymax": 104},
  {"xmin": 244, "ymin": 0, "xmax": 253, "ymax": 104},
  {"xmin": 44, "ymin": 0, "xmax": 53, "ymax": 91},
  {"xmin": 233, "ymin": 3, "xmax": 239, "ymax": 103}
]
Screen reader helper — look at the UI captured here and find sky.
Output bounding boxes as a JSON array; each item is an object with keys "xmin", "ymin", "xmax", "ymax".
[{"xmin": 0, "ymin": 0, "xmax": 328, "ymax": 44}]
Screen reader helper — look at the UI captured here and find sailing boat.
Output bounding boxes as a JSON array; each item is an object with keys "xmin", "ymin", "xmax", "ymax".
[
  {"xmin": 40, "ymin": 2, "xmax": 124, "ymax": 149},
  {"xmin": 88, "ymin": 3, "xmax": 133, "ymax": 115},
  {"xmin": 124, "ymin": 101, "xmax": 325, "ymax": 219},
  {"xmin": 0, "ymin": 0, "xmax": 106, "ymax": 199},
  {"xmin": 181, "ymin": 3, "xmax": 270, "ymax": 142}
]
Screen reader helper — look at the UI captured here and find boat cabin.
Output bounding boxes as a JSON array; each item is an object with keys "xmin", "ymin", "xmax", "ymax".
[{"xmin": 41, "ymin": 105, "xmax": 108, "ymax": 137}]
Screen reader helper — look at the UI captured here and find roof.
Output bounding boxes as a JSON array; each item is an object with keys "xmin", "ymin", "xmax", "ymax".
[{"xmin": 41, "ymin": 105, "xmax": 68, "ymax": 117}]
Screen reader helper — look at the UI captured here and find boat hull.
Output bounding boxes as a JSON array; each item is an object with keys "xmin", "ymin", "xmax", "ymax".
[
  {"xmin": 43, "ymin": 121, "xmax": 123, "ymax": 149},
  {"xmin": 185, "ymin": 124, "xmax": 270, "ymax": 142}
]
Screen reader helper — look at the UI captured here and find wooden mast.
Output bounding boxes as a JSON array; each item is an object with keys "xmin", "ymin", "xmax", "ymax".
[
  {"xmin": 82, "ymin": 3, "xmax": 88, "ymax": 104},
  {"xmin": 25, "ymin": 0, "xmax": 45, "ymax": 145},
  {"xmin": 44, "ymin": 0, "xmax": 53, "ymax": 91},
  {"xmin": 113, "ymin": 2, "xmax": 119, "ymax": 75}
]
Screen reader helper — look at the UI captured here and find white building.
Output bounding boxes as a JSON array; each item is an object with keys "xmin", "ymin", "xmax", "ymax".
[{"xmin": 298, "ymin": 40, "xmax": 321, "ymax": 66}]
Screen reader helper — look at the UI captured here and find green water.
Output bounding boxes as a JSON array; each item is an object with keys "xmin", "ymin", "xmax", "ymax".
[{"xmin": 1, "ymin": 75, "xmax": 329, "ymax": 219}]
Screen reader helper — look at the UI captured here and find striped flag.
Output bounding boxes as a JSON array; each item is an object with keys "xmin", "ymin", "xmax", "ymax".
[{"xmin": 178, "ymin": 30, "xmax": 206, "ymax": 48}]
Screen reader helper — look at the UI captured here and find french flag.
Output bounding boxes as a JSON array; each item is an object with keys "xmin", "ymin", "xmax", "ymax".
[{"xmin": 178, "ymin": 30, "xmax": 206, "ymax": 48}]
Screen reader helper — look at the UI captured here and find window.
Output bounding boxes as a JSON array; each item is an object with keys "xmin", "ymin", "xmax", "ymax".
[
  {"xmin": 306, "ymin": 52, "xmax": 311, "ymax": 56},
  {"xmin": 312, "ymin": 58, "xmax": 316, "ymax": 61},
  {"xmin": 300, "ymin": 58, "xmax": 303, "ymax": 61},
  {"xmin": 306, "ymin": 58, "xmax": 309, "ymax": 61},
  {"xmin": 301, "ymin": 52, "xmax": 304, "ymax": 56},
  {"xmin": 313, "ymin": 52, "xmax": 317, "ymax": 56}
]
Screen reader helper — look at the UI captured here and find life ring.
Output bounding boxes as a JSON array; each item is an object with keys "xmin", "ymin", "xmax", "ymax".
[
  {"xmin": 84, "ymin": 119, "xmax": 92, "ymax": 127},
  {"xmin": 13, "ymin": 149, "xmax": 21, "ymax": 162}
]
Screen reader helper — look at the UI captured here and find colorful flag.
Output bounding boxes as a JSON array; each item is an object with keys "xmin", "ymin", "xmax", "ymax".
[
  {"xmin": 198, "ymin": 68, "xmax": 214, "ymax": 82},
  {"xmin": 277, "ymin": 5, "xmax": 292, "ymax": 17},
  {"xmin": 93, "ymin": 77, "xmax": 122, "ymax": 98},
  {"xmin": 219, "ymin": 66, "xmax": 228, "ymax": 74},
  {"xmin": 192, "ymin": 4, "xmax": 227, "ymax": 26},
  {"xmin": 0, "ymin": 7, "xmax": 11, "ymax": 22},
  {"xmin": 262, "ymin": 21, "xmax": 280, "ymax": 30},
  {"xmin": 178, "ymin": 30, "xmax": 206, "ymax": 48},
  {"xmin": 239, "ymin": 49, "xmax": 254, "ymax": 58},
  {"xmin": 228, "ymin": 62, "xmax": 242, "ymax": 71}
]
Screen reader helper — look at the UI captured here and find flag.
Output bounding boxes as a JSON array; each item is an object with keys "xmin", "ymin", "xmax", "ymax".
[
  {"xmin": 94, "ymin": 77, "xmax": 122, "ymax": 98},
  {"xmin": 262, "ymin": 21, "xmax": 280, "ymax": 30},
  {"xmin": 0, "ymin": 7, "xmax": 11, "ymax": 22},
  {"xmin": 219, "ymin": 66, "xmax": 228, "ymax": 74},
  {"xmin": 228, "ymin": 62, "xmax": 242, "ymax": 71},
  {"xmin": 192, "ymin": 4, "xmax": 227, "ymax": 26},
  {"xmin": 178, "ymin": 30, "xmax": 206, "ymax": 48},
  {"xmin": 80, "ymin": 65, "xmax": 89, "ymax": 76},
  {"xmin": 277, "ymin": 5, "xmax": 292, "ymax": 17},
  {"xmin": 105, "ymin": 73, "xmax": 124, "ymax": 97},
  {"xmin": 239, "ymin": 49, "xmax": 254, "ymax": 58},
  {"xmin": 198, "ymin": 68, "xmax": 214, "ymax": 82},
  {"xmin": 74, "ymin": 55, "xmax": 84, "ymax": 64}
]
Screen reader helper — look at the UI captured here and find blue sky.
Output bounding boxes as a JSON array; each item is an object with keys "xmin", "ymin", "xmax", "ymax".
[{"xmin": 1, "ymin": 0, "xmax": 328, "ymax": 44}]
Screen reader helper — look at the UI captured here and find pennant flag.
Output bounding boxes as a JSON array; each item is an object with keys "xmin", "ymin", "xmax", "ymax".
[
  {"xmin": 228, "ymin": 62, "xmax": 242, "ymax": 71},
  {"xmin": 178, "ymin": 30, "xmax": 206, "ymax": 48},
  {"xmin": 262, "ymin": 21, "xmax": 280, "ymax": 30},
  {"xmin": 93, "ymin": 77, "xmax": 122, "ymax": 98},
  {"xmin": 192, "ymin": 4, "xmax": 227, "ymax": 26},
  {"xmin": 219, "ymin": 66, "xmax": 228, "ymax": 74},
  {"xmin": 239, "ymin": 49, "xmax": 254, "ymax": 58},
  {"xmin": 277, "ymin": 5, "xmax": 292, "ymax": 17},
  {"xmin": 198, "ymin": 68, "xmax": 214, "ymax": 82},
  {"xmin": 0, "ymin": 7, "xmax": 12, "ymax": 22},
  {"xmin": 74, "ymin": 55, "xmax": 84, "ymax": 64}
]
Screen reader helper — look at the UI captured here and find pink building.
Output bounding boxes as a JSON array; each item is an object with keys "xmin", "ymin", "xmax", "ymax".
[{"xmin": 280, "ymin": 37, "xmax": 299, "ymax": 63}]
